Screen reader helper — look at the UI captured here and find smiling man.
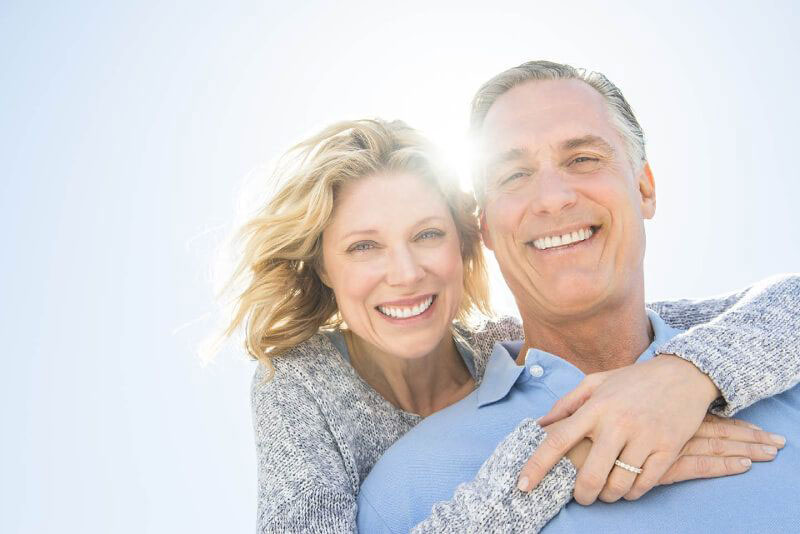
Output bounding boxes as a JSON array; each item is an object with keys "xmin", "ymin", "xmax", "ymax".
[{"xmin": 356, "ymin": 61, "xmax": 800, "ymax": 533}]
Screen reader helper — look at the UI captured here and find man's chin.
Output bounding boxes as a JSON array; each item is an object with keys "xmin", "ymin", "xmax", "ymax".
[{"xmin": 535, "ymin": 280, "xmax": 608, "ymax": 317}]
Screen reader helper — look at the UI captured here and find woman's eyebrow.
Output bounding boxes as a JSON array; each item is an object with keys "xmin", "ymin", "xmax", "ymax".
[{"xmin": 340, "ymin": 216, "xmax": 446, "ymax": 241}]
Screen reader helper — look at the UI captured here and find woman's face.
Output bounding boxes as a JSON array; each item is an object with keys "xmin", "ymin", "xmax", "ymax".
[{"xmin": 320, "ymin": 171, "xmax": 464, "ymax": 360}]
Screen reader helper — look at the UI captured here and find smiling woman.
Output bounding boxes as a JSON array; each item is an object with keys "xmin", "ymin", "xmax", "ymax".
[{"xmin": 222, "ymin": 119, "xmax": 489, "ymax": 382}]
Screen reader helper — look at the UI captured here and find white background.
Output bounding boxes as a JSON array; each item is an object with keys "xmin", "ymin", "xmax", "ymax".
[{"xmin": 2, "ymin": 1, "xmax": 798, "ymax": 532}]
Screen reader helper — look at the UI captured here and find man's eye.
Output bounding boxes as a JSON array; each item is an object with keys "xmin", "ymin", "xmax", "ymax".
[
  {"xmin": 502, "ymin": 171, "xmax": 529, "ymax": 184},
  {"xmin": 571, "ymin": 156, "xmax": 599, "ymax": 165}
]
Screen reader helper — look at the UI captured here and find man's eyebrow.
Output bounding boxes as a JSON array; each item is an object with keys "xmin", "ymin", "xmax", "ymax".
[
  {"xmin": 560, "ymin": 135, "xmax": 615, "ymax": 154},
  {"xmin": 485, "ymin": 147, "xmax": 530, "ymax": 170}
]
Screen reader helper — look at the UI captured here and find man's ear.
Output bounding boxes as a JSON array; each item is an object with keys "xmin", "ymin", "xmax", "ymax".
[
  {"xmin": 638, "ymin": 162, "xmax": 656, "ymax": 219},
  {"xmin": 479, "ymin": 211, "xmax": 494, "ymax": 250}
]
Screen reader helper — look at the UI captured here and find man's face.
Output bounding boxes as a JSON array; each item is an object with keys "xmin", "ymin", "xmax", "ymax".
[{"xmin": 478, "ymin": 78, "xmax": 656, "ymax": 320}]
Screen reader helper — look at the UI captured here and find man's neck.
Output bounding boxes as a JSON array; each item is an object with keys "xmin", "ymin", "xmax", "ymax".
[{"xmin": 516, "ymin": 297, "xmax": 653, "ymax": 375}]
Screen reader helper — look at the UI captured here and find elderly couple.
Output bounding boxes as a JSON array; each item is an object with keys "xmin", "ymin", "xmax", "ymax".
[{"xmin": 226, "ymin": 60, "xmax": 800, "ymax": 532}]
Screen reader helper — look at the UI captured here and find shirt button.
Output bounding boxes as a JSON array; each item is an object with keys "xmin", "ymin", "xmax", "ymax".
[{"xmin": 529, "ymin": 365, "xmax": 544, "ymax": 378}]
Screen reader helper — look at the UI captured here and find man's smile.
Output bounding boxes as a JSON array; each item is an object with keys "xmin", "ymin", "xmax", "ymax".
[{"xmin": 526, "ymin": 225, "xmax": 601, "ymax": 251}]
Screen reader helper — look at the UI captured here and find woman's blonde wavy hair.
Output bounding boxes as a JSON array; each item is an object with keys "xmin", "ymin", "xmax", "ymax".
[{"xmin": 223, "ymin": 119, "xmax": 491, "ymax": 378}]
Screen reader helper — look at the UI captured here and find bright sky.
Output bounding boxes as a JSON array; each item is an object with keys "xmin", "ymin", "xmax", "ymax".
[{"xmin": 2, "ymin": 1, "xmax": 799, "ymax": 532}]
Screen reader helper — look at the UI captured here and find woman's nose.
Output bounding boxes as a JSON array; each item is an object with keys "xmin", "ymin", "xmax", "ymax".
[{"xmin": 385, "ymin": 246, "xmax": 425, "ymax": 287}]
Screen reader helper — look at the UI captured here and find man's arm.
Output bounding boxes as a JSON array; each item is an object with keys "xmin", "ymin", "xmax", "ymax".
[{"xmin": 649, "ymin": 273, "xmax": 800, "ymax": 416}]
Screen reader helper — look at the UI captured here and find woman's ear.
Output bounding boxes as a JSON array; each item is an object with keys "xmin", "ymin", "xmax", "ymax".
[{"xmin": 316, "ymin": 262, "xmax": 331, "ymax": 288}]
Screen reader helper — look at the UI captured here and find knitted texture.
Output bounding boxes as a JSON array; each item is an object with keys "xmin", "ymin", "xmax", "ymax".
[
  {"xmin": 413, "ymin": 420, "xmax": 577, "ymax": 534},
  {"xmin": 252, "ymin": 274, "xmax": 800, "ymax": 533},
  {"xmin": 650, "ymin": 274, "xmax": 800, "ymax": 417}
]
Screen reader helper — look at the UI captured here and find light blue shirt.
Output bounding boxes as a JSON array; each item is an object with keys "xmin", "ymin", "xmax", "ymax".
[{"xmin": 357, "ymin": 310, "xmax": 800, "ymax": 533}]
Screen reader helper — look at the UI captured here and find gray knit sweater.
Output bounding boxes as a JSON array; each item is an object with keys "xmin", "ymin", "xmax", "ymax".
[{"xmin": 251, "ymin": 274, "xmax": 800, "ymax": 533}]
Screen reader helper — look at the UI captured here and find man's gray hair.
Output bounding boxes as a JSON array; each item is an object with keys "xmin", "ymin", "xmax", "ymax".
[{"xmin": 470, "ymin": 60, "xmax": 647, "ymax": 204}]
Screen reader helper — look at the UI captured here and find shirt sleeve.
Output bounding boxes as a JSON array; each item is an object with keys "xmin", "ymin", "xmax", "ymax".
[
  {"xmin": 647, "ymin": 273, "xmax": 800, "ymax": 416},
  {"xmin": 251, "ymin": 364, "xmax": 357, "ymax": 533},
  {"xmin": 412, "ymin": 419, "xmax": 576, "ymax": 534}
]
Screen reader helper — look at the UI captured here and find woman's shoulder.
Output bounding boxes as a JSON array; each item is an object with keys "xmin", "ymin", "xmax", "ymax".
[
  {"xmin": 251, "ymin": 330, "xmax": 351, "ymax": 400},
  {"xmin": 455, "ymin": 315, "xmax": 523, "ymax": 382},
  {"xmin": 458, "ymin": 314, "xmax": 523, "ymax": 349}
]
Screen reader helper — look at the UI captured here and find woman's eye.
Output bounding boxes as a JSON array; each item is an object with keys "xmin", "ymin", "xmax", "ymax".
[
  {"xmin": 348, "ymin": 241, "xmax": 376, "ymax": 253},
  {"xmin": 417, "ymin": 229, "xmax": 444, "ymax": 241}
]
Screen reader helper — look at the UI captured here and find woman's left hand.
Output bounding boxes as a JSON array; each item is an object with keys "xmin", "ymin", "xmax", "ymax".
[{"xmin": 516, "ymin": 354, "xmax": 787, "ymax": 504}]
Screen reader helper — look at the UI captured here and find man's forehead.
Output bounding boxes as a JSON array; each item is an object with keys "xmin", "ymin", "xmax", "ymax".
[{"xmin": 478, "ymin": 79, "xmax": 615, "ymax": 153}]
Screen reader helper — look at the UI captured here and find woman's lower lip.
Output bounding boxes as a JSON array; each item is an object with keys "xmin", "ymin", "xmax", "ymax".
[{"xmin": 376, "ymin": 297, "xmax": 437, "ymax": 324}]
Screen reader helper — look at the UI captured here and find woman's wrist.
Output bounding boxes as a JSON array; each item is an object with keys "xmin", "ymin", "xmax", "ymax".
[{"xmin": 658, "ymin": 353, "xmax": 721, "ymax": 407}]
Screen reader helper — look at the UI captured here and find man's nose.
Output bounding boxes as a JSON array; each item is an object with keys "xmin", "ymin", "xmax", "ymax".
[
  {"xmin": 385, "ymin": 246, "xmax": 425, "ymax": 287},
  {"xmin": 528, "ymin": 169, "xmax": 578, "ymax": 215}
]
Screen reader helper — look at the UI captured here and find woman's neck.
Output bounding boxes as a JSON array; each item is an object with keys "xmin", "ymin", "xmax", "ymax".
[{"xmin": 345, "ymin": 331, "xmax": 475, "ymax": 417}]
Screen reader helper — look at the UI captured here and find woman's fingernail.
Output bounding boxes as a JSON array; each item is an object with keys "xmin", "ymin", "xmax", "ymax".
[
  {"xmin": 740, "ymin": 458, "xmax": 752, "ymax": 467},
  {"xmin": 762, "ymin": 445, "xmax": 778, "ymax": 456},
  {"xmin": 518, "ymin": 476, "xmax": 529, "ymax": 492},
  {"xmin": 770, "ymin": 434, "xmax": 786, "ymax": 446}
]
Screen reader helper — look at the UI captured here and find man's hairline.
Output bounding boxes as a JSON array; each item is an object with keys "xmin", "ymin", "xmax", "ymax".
[{"xmin": 473, "ymin": 77, "xmax": 645, "ymax": 207}]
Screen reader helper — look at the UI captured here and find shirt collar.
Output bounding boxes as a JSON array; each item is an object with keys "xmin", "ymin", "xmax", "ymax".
[
  {"xmin": 474, "ymin": 340, "xmax": 525, "ymax": 407},
  {"xmin": 475, "ymin": 309, "xmax": 683, "ymax": 408}
]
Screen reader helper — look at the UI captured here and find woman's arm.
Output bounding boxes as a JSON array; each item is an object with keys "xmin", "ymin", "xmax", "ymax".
[
  {"xmin": 251, "ymin": 364, "xmax": 357, "ymax": 533},
  {"xmin": 650, "ymin": 273, "xmax": 800, "ymax": 416},
  {"xmin": 517, "ymin": 273, "xmax": 800, "ymax": 505},
  {"xmin": 410, "ymin": 416, "xmax": 761, "ymax": 533},
  {"xmin": 411, "ymin": 419, "xmax": 574, "ymax": 533}
]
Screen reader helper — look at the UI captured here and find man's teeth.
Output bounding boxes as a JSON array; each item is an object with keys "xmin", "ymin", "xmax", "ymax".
[
  {"xmin": 377, "ymin": 296, "xmax": 434, "ymax": 319},
  {"xmin": 532, "ymin": 227, "xmax": 594, "ymax": 250}
]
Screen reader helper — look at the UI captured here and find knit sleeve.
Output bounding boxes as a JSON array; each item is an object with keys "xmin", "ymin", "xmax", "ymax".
[
  {"xmin": 412, "ymin": 419, "xmax": 576, "ymax": 533},
  {"xmin": 251, "ymin": 363, "xmax": 357, "ymax": 533},
  {"xmin": 647, "ymin": 273, "xmax": 800, "ymax": 416}
]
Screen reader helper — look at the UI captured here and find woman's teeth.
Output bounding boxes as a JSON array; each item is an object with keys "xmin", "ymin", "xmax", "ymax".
[
  {"xmin": 532, "ymin": 227, "xmax": 594, "ymax": 250},
  {"xmin": 377, "ymin": 296, "xmax": 434, "ymax": 319}
]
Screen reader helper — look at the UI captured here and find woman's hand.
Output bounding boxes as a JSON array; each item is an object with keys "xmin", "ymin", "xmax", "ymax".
[
  {"xmin": 517, "ymin": 355, "xmax": 787, "ymax": 504},
  {"xmin": 560, "ymin": 414, "xmax": 781, "ymax": 501}
]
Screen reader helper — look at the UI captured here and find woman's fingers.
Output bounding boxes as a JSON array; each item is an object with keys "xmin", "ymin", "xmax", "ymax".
[
  {"xmin": 597, "ymin": 443, "xmax": 651, "ymax": 503},
  {"xmin": 681, "ymin": 436, "xmax": 779, "ymax": 461},
  {"xmin": 658, "ymin": 455, "xmax": 752, "ymax": 485},
  {"xmin": 625, "ymin": 450, "xmax": 675, "ymax": 501},
  {"xmin": 517, "ymin": 416, "xmax": 589, "ymax": 492},
  {"xmin": 537, "ymin": 374, "xmax": 602, "ymax": 427},
  {"xmin": 695, "ymin": 420, "xmax": 786, "ymax": 448},
  {"xmin": 573, "ymin": 428, "xmax": 626, "ymax": 505}
]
